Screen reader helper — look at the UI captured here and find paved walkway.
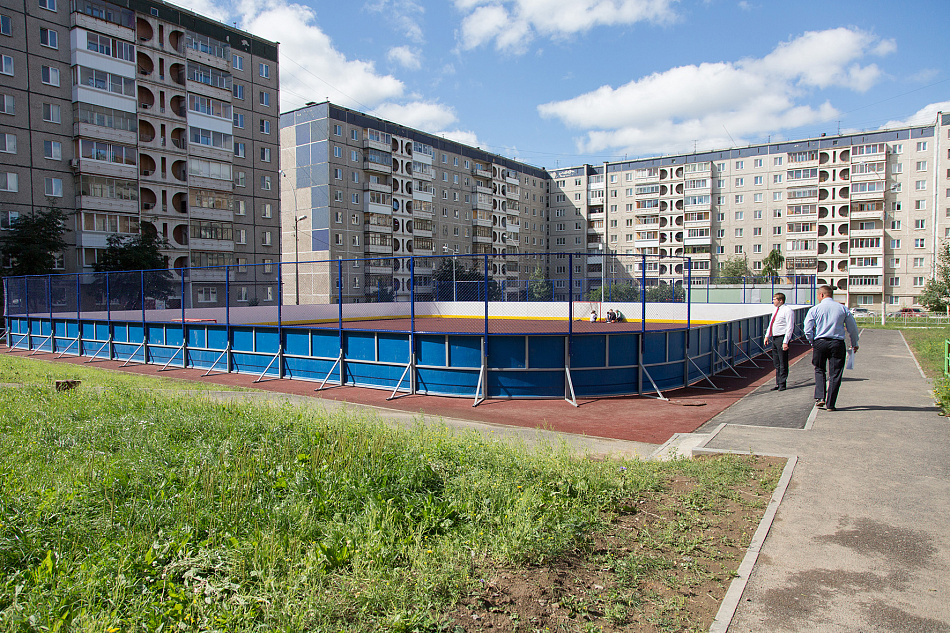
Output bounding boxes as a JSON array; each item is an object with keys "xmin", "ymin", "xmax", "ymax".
[{"xmin": 696, "ymin": 329, "xmax": 950, "ymax": 632}]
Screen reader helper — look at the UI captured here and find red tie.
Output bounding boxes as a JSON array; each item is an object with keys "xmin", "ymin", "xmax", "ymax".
[{"xmin": 768, "ymin": 308, "xmax": 779, "ymax": 338}]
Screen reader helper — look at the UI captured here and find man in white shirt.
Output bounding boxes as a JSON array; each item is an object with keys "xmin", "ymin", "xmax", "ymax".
[{"xmin": 765, "ymin": 292, "xmax": 795, "ymax": 391}]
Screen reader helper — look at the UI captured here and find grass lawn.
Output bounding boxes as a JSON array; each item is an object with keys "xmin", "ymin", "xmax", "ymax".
[{"xmin": 0, "ymin": 354, "xmax": 783, "ymax": 632}]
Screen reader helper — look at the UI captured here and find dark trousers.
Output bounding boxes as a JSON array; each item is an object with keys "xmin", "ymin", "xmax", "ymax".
[
  {"xmin": 812, "ymin": 338, "xmax": 847, "ymax": 407},
  {"xmin": 770, "ymin": 337, "xmax": 789, "ymax": 387}
]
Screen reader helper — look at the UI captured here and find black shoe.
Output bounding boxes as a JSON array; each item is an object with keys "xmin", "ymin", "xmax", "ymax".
[
  {"xmin": 770, "ymin": 385, "xmax": 781, "ymax": 391},
  {"xmin": 778, "ymin": 386, "xmax": 786, "ymax": 391},
  {"xmin": 826, "ymin": 406, "xmax": 836, "ymax": 412},
  {"xmin": 816, "ymin": 399, "xmax": 825, "ymax": 409}
]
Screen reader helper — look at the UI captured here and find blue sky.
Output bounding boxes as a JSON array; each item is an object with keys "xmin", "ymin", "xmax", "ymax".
[{"xmin": 172, "ymin": 0, "xmax": 950, "ymax": 170}]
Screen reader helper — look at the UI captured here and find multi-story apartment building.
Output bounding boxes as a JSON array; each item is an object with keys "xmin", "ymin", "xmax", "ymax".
[
  {"xmin": 0, "ymin": 0, "xmax": 279, "ymax": 307},
  {"xmin": 280, "ymin": 103, "xmax": 948, "ymax": 312},
  {"xmin": 279, "ymin": 102, "xmax": 549, "ymax": 304},
  {"xmin": 550, "ymin": 115, "xmax": 950, "ymax": 311}
]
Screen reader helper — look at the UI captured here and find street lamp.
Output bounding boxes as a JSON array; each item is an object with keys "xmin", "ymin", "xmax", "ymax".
[
  {"xmin": 443, "ymin": 244, "xmax": 458, "ymax": 301},
  {"xmin": 294, "ymin": 214, "xmax": 308, "ymax": 305}
]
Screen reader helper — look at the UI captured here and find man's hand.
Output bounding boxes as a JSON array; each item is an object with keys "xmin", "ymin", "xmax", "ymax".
[
  {"xmin": 852, "ymin": 346, "xmax": 858, "ymax": 352},
  {"xmin": 782, "ymin": 343, "xmax": 789, "ymax": 351}
]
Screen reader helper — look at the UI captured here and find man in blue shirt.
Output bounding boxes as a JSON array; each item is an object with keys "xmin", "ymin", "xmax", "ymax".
[{"xmin": 803, "ymin": 285, "xmax": 860, "ymax": 411}]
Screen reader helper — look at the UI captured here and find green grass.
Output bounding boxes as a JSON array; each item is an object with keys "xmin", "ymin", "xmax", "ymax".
[
  {"xmin": 0, "ymin": 354, "xmax": 252, "ymax": 392},
  {"xmin": 0, "ymin": 356, "xmax": 774, "ymax": 632}
]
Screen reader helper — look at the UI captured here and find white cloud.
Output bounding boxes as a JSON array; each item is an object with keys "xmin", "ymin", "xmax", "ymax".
[
  {"xmin": 537, "ymin": 27, "xmax": 894, "ymax": 156},
  {"xmin": 440, "ymin": 129, "xmax": 482, "ymax": 146},
  {"xmin": 387, "ymin": 45, "xmax": 421, "ymax": 70},
  {"xmin": 371, "ymin": 101, "xmax": 460, "ymax": 132},
  {"xmin": 881, "ymin": 101, "xmax": 950, "ymax": 129},
  {"xmin": 455, "ymin": 0, "xmax": 679, "ymax": 54},
  {"xmin": 364, "ymin": 0, "xmax": 425, "ymax": 43}
]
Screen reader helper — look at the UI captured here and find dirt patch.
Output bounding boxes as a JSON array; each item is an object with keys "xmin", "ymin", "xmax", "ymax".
[{"xmin": 445, "ymin": 455, "xmax": 785, "ymax": 632}]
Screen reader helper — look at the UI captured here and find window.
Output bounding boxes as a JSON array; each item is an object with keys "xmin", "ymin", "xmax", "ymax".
[
  {"xmin": 916, "ymin": 160, "xmax": 927, "ymax": 171},
  {"xmin": 234, "ymin": 142, "xmax": 245, "ymax": 158},
  {"xmin": 754, "ymin": 209, "xmax": 763, "ymax": 219},
  {"xmin": 916, "ymin": 141, "xmax": 928, "ymax": 152},
  {"xmin": 774, "ymin": 157, "xmax": 783, "ymax": 166},
  {"xmin": 735, "ymin": 195, "xmax": 744, "ymax": 203},
  {"xmin": 42, "ymin": 103, "xmax": 60, "ymax": 123},
  {"xmin": 233, "ymin": 113, "xmax": 244, "ymax": 128},
  {"xmin": 735, "ymin": 211, "xmax": 744, "ymax": 220},
  {"xmin": 259, "ymin": 91, "xmax": 270, "ymax": 107},
  {"xmin": 259, "ymin": 63, "xmax": 269, "ymax": 78},
  {"xmin": 262, "ymin": 203, "xmax": 272, "ymax": 218},
  {"xmin": 260, "ymin": 119, "xmax": 270, "ymax": 134},
  {"xmin": 753, "ymin": 227, "xmax": 762, "ymax": 236},
  {"xmin": 262, "ymin": 231, "xmax": 272, "ymax": 246},
  {"xmin": 43, "ymin": 140, "xmax": 61, "ymax": 159},
  {"xmin": 0, "ymin": 172, "xmax": 17, "ymax": 191},
  {"xmin": 261, "ymin": 175, "xmax": 271, "ymax": 190},
  {"xmin": 754, "ymin": 176, "xmax": 763, "ymax": 185},
  {"xmin": 915, "ymin": 180, "xmax": 926, "ymax": 191},
  {"xmin": 915, "ymin": 200, "xmax": 926, "ymax": 210},
  {"xmin": 40, "ymin": 27, "xmax": 58, "ymax": 49},
  {"xmin": 260, "ymin": 147, "xmax": 271, "ymax": 162},
  {"xmin": 773, "ymin": 192, "xmax": 783, "ymax": 201},
  {"xmin": 914, "ymin": 219, "xmax": 925, "ymax": 229},
  {"xmin": 350, "ymin": 150, "xmax": 358, "ymax": 162},
  {"xmin": 0, "ymin": 14, "xmax": 10, "ymax": 35},
  {"xmin": 234, "ymin": 171, "xmax": 245, "ymax": 187},
  {"xmin": 915, "ymin": 238, "xmax": 925, "ymax": 248},
  {"xmin": 890, "ymin": 239, "xmax": 900, "ymax": 249},
  {"xmin": 39, "ymin": 0, "xmax": 56, "ymax": 10},
  {"xmin": 0, "ymin": 55, "xmax": 12, "ymax": 76},
  {"xmin": 235, "ymin": 229, "xmax": 246, "ymax": 244},
  {"xmin": 44, "ymin": 177, "xmax": 62, "ymax": 197},
  {"xmin": 350, "ymin": 129, "xmax": 359, "ymax": 141},
  {"xmin": 914, "ymin": 277, "xmax": 925, "ymax": 287},
  {"xmin": 735, "ymin": 161, "xmax": 744, "ymax": 169},
  {"xmin": 735, "ymin": 245, "xmax": 744, "ymax": 253},
  {"xmin": 735, "ymin": 178, "xmax": 744, "ymax": 186},
  {"xmin": 41, "ymin": 65, "xmax": 60, "ymax": 86},
  {"xmin": 889, "ymin": 277, "xmax": 900, "ymax": 287},
  {"xmin": 351, "ymin": 193, "xmax": 359, "ymax": 204},
  {"xmin": 735, "ymin": 228, "xmax": 743, "ymax": 237},
  {"xmin": 0, "ymin": 94, "xmax": 12, "ymax": 114},
  {"xmin": 773, "ymin": 226, "xmax": 782, "ymax": 235},
  {"xmin": 232, "ymin": 53, "xmax": 243, "ymax": 70},
  {"xmin": 0, "ymin": 133, "xmax": 14, "ymax": 154},
  {"xmin": 233, "ymin": 84, "xmax": 244, "ymax": 99}
]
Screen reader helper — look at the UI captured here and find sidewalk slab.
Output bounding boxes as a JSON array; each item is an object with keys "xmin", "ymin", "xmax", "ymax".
[{"xmin": 699, "ymin": 329, "xmax": 950, "ymax": 632}]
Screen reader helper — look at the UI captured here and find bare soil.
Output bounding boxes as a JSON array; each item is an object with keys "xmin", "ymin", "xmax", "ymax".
[{"xmin": 445, "ymin": 455, "xmax": 785, "ymax": 632}]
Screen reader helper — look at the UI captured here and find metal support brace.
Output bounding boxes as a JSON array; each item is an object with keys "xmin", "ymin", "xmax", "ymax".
[
  {"xmin": 202, "ymin": 343, "xmax": 231, "ymax": 376},
  {"xmin": 712, "ymin": 347, "xmax": 742, "ymax": 377},
  {"xmin": 640, "ymin": 364, "xmax": 669, "ymax": 401},
  {"xmin": 255, "ymin": 352, "xmax": 280, "ymax": 383},
  {"xmin": 84, "ymin": 337, "xmax": 112, "ymax": 363},
  {"xmin": 119, "ymin": 341, "xmax": 147, "ymax": 367},
  {"xmin": 56, "ymin": 336, "xmax": 81, "ymax": 358},
  {"xmin": 5, "ymin": 332, "xmax": 28, "ymax": 352},
  {"xmin": 563, "ymin": 366, "xmax": 579, "ymax": 407},
  {"xmin": 733, "ymin": 342, "xmax": 761, "ymax": 368},
  {"xmin": 686, "ymin": 356, "xmax": 722, "ymax": 390},
  {"xmin": 315, "ymin": 351, "xmax": 344, "ymax": 391},
  {"xmin": 472, "ymin": 361, "xmax": 487, "ymax": 407},
  {"xmin": 750, "ymin": 336, "xmax": 770, "ymax": 357},
  {"xmin": 159, "ymin": 344, "xmax": 185, "ymax": 371},
  {"xmin": 29, "ymin": 332, "xmax": 54, "ymax": 355},
  {"xmin": 387, "ymin": 354, "xmax": 415, "ymax": 401}
]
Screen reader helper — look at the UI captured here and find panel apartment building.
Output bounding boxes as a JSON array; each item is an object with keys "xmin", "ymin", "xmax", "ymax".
[
  {"xmin": 0, "ymin": 0, "xmax": 280, "ymax": 307},
  {"xmin": 279, "ymin": 102, "xmax": 550, "ymax": 304},
  {"xmin": 550, "ymin": 114, "xmax": 950, "ymax": 311},
  {"xmin": 281, "ymin": 102, "xmax": 949, "ymax": 311}
]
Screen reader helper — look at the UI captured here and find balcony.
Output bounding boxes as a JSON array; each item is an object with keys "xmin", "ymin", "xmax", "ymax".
[
  {"xmin": 849, "ymin": 228, "xmax": 883, "ymax": 239},
  {"xmin": 364, "ymin": 159, "xmax": 392, "ymax": 175},
  {"xmin": 850, "ymin": 208, "xmax": 884, "ymax": 221},
  {"xmin": 848, "ymin": 284, "xmax": 883, "ymax": 294},
  {"xmin": 473, "ymin": 166, "xmax": 492, "ymax": 179}
]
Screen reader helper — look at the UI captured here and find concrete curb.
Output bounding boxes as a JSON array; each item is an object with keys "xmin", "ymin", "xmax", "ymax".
[{"xmin": 704, "ymin": 454, "xmax": 798, "ymax": 633}]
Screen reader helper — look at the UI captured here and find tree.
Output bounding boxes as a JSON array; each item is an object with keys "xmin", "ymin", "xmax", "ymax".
[
  {"xmin": 717, "ymin": 256, "xmax": 751, "ymax": 281},
  {"xmin": 93, "ymin": 223, "xmax": 174, "ymax": 309},
  {"xmin": 645, "ymin": 283, "xmax": 685, "ymax": 303},
  {"xmin": 0, "ymin": 205, "xmax": 69, "ymax": 276},
  {"xmin": 918, "ymin": 241, "xmax": 950, "ymax": 312},
  {"xmin": 527, "ymin": 265, "xmax": 552, "ymax": 302},
  {"xmin": 761, "ymin": 249, "xmax": 785, "ymax": 280},
  {"xmin": 586, "ymin": 283, "xmax": 639, "ymax": 302}
]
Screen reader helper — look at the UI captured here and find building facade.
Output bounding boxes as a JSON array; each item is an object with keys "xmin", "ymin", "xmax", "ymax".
[
  {"xmin": 279, "ymin": 102, "xmax": 549, "ymax": 304},
  {"xmin": 0, "ymin": 0, "xmax": 279, "ymax": 307},
  {"xmin": 552, "ymin": 116, "xmax": 950, "ymax": 310},
  {"xmin": 281, "ymin": 103, "xmax": 949, "ymax": 311}
]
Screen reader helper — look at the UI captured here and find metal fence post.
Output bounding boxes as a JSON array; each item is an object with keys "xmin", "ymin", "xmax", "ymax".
[{"xmin": 277, "ymin": 263, "xmax": 284, "ymax": 379}]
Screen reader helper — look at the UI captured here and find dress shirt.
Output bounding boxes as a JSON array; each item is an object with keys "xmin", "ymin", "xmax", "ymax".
[
  {"xmin": 804, "ymin": 297, "xmax": 859, "ymax": 346},
  {"xmin": 768, "ymin": 304, "xmax": 795, "ymax": 346}
]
